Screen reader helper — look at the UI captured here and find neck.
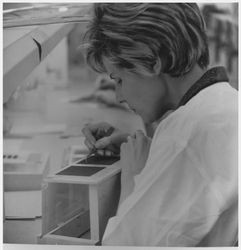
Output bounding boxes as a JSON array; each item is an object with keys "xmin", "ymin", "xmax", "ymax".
[{"xmin": 163, "ymin": 64, "xmax": 207, "ymax": 110}]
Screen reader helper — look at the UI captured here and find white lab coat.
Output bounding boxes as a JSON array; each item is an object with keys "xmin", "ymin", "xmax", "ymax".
[{"xmin": 102, "ymin": 82, "xmax": 238, "ymax": 246}]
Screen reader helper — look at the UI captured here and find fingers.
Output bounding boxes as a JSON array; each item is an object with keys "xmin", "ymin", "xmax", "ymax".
[
  {"xmin": 82, "ymin": 122, "xmax": 113, "ymax": 150},
  {"xmin": 127, "ymin": 130, "xmax": 145, "ymax": 143},
  {"xmin": 82, "ymin": 122, "xmax": 129, "ymax": 157},
  {"xmin": 82, "ymin": 124, "xmax": 97, "ymax": 150},
  {"xmin": 120, "ymin": 134, "xmax": 134, "ymax": 153},
  {"xmin": 134, "ymin": 129, "xmax": 145, "ymax": 138},
  {"xmin": 120, "ymin": 140, "xmax": 128, "ymax": 159},
  {"xmin": 95, "ymin": 136, "xmax": 111, "ymax": 149},
  {"xmin": 120, "ymin": 130, "xmax": 149, "ymax": 157},
  {"xmin": 95, "ymin": 149, "xmax": 114, "ymax": 156},
  {"xmin": 82, "ymin": 124, "xmax": 117, "ymax": 156},
  {"xmin": 84, "ymin": 138, "xmax": 94, "ymax": 150},
  {"xmin": 134, "ymin": 130, "xmax": 147, "ymax": 144}
]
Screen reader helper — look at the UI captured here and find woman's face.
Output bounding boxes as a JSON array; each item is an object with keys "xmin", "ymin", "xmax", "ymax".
[{"xmin": 104, "ymin": 60, "xmax": 171, "ymax": 124}]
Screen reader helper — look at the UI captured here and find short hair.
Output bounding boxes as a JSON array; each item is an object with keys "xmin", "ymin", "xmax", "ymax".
[{"xmin": 85, "ymin": 3, "xmax": 209, "ymax": 77}]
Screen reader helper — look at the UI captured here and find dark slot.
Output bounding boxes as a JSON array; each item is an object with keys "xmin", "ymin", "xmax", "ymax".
[
  {"xmin": 57, "ymin": 165, "xmax": 105, "ymax": 176},
  {"xmin": 77, "ymin": 155, "xmax": 120, "ymax": 165},
  {"xmin": 78, "ymin": 230, "xmax": 90, "ymax": 239}
]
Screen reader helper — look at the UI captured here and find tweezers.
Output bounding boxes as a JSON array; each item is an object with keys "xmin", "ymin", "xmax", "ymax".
[{"xmin": 84, "ymin": 147, "xmax": 97, "ymax": 163}]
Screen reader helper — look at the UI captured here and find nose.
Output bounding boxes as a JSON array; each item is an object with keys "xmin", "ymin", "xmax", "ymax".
[{"xmin": 115, "ymin": 84, "xmax": 124, "ymax": 104}]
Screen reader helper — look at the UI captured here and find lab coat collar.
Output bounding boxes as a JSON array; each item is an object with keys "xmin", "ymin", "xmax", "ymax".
[{"xmin": 178, "ymin": 66, "xmax": 229, "ymax": 107}]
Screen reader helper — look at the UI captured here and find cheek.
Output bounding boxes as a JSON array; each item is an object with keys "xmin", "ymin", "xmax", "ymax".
[{"xmin": 121, "ymin": 81, "xmax": 135, "ymax": 99}]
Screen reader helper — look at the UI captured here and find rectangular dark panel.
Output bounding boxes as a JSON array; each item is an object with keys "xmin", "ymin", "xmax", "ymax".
[
  {"xmin": 57, "ymin": 166, "xmax": 105, "ymax": 176},
  {"xmin": 77, "ymin": 155, "xmax": 120, "ymax": 165}
]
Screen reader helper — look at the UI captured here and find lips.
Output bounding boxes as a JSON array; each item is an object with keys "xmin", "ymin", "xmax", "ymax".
[
  {"xmin": 129, "ymin": 106, "xmax": 137, "ymax": 114},
  {"xmin": 126, "ymin": 104, "xmax": 136, "ymax": 113}
]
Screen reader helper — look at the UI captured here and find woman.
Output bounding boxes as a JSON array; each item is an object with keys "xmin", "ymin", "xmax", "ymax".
[{"xmin": 82, "ymin": 3, "xmax": 238, "ymax": 246}]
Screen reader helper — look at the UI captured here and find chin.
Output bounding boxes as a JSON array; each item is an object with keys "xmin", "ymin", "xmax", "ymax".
[
  {"xmin": 141, "ymin": 115, "xmax": 153, "ymax": 125},
  {"xmin": 142, "ymin": 112, "xmax": 164, "ymax": 125},
  {"xmin": 133, "ymin": 110, "xmax": 156, "ymax": 124}
]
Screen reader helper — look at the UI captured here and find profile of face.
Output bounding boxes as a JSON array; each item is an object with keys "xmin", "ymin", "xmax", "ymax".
[
  {"xmin": 103, "ymin": 59, "xmax": 169, "ymax": 124},
  {"xmin": 86, "ymin": 3, "xmax": 209, "ymax": 124}
]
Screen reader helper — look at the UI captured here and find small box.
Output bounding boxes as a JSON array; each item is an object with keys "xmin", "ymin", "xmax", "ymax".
[
  {"xmin": 38, "ymin": 154, "xmax": 121, "ymax": 245},
  {"xmin": 3, "ymin": 151, "xmax": 50, "ymax": 191}
]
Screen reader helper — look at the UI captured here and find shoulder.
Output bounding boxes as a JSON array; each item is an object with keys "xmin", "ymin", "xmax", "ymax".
[{"xmin": 153, "ymin": 82, "xmax": 237, "ymax": 145}]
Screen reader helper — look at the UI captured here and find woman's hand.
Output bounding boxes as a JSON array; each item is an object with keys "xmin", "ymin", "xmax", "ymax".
[
  {"xmin": 82, "ymin": 122, "xmax": 129, "ymax": 155},
  {"xmin": 119, "ymin": 130, "xmax": 152, "ymax": 205}
]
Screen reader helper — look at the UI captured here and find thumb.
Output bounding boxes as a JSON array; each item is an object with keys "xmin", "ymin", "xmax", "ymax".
[{"xmin": 95, "ymin": 136, "xmax": 112, "ymax": 149}]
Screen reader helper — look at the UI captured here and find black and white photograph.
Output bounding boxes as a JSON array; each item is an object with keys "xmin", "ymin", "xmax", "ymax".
[{"xmin": 2, "ymin": 2, "xmax": 239, "ymax": 249}]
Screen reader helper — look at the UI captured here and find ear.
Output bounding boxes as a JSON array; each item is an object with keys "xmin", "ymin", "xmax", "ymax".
[{"xmin": 152, "ymin": 57, "xmax": 162, "ymax": 75}]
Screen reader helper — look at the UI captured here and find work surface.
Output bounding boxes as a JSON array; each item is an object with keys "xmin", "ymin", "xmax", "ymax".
[{"xmin": 3, "ymin": 74, "xmax": 145, "ymax": 244}]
